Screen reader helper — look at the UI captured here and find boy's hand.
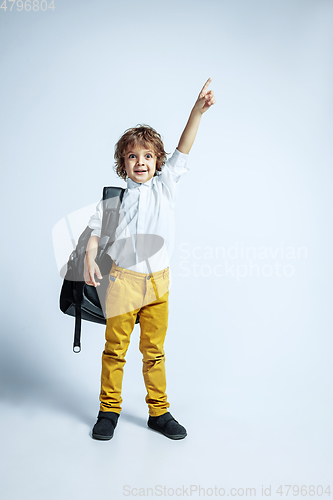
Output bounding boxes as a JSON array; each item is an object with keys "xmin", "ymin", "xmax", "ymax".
[
  {"xmin": 177, "ymin": 77, "xmax": 216, "ymax": 154},
  {"xmin": 193, "ymin": 77, "xmax": 216, "ymax": 115},
  {"xmin": 84, "ymin": 256, "xmax": 103, "ymax": 287}
]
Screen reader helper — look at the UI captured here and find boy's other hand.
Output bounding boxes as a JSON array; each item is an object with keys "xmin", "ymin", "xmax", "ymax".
[
  {"xmin": 193, "ymin": 77, "xmax": 216, "ymax": 114},
  {"xmin": 84, "ymin": 256, "xmax": 103, "ymax": 287}
]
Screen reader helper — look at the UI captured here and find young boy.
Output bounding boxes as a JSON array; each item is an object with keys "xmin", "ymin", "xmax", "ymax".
[{"xmin": 84, "ymin": 78, "xmax": 215, "ymax": 440}]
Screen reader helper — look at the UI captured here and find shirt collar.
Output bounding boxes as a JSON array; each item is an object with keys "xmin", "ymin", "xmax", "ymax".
[{"xmin": 126, "ymin": 176, "xmax": 153, "ymax": 190}]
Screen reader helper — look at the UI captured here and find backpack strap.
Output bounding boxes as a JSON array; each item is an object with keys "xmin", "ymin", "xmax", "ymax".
[
  {"xmin": 98, "ymin": 187, "xmax": 125, "ymax": 259},
  {"xmin": 73, "ymin": 281, "xmax": 84, "ymax": 352},
  {"xmin": 72, "ymin": 186, "xmax": 125, "ymax": 353},
  {"xmin": 103, "ymin": 186, "xmax": 125, "ymax": 202}
]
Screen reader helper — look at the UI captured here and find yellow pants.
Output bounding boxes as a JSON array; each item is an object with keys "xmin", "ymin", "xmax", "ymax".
[{"xmin": 100, "ymin": 262, "xmax": 170, "ymax": 417}]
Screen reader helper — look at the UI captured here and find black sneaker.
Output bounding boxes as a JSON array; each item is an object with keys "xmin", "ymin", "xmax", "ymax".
[
  {"xmin": 92, "ymin": 411, "xmax": 120, "ymax": 440},
  {"xmin": 148, "ymin": 412, "xmax": 187, "ymax": 440}
]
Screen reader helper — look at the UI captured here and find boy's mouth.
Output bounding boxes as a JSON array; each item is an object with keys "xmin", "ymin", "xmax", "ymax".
[{"xmin": 134, "ymin": 170, "xmax": 147, "ymax": 174}]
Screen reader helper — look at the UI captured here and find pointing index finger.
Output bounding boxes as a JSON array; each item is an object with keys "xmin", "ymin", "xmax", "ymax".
[{"xmin": 199, "ymin": 77, "xmax": 212, "ymax": 97}]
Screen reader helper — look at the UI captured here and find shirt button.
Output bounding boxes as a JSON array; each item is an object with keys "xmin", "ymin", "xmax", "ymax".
[{"xmin": 147, "ymin": 276, "xmax": 151, "ymax": 280}]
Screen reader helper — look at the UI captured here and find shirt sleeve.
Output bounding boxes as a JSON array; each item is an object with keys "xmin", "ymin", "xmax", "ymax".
[
  {"xmin": 157, "ymin": 148, "xmax": 189, "ymax": 206},
  {"xmin": 87, "ymin": 198, "xmax": 103, "ymax": 238}
]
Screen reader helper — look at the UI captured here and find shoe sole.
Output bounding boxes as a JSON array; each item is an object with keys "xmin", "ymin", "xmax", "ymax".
[
  {"xmin": 92, "ymin": 433, "xmax": 113, "ymax": 440},
  {"xmin": 147, "ymin": 423, "xmax": 187, "ymax": 440}
]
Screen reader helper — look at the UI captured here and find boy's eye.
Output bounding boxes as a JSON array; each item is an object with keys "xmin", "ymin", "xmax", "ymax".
[{"xmin": 128, "ymin": 153, "xmax": 153, "ymax": 159}]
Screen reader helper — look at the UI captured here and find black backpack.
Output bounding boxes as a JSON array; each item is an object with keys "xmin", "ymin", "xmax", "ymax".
[{"xmin": 59, "ymin": 186, "xmax": 139, "ymax": 353}]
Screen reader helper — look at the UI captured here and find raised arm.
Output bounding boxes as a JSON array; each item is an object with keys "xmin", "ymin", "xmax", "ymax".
[{"xmin": 177, "ymin": 78, "xmax": 216, "ymax": 155}]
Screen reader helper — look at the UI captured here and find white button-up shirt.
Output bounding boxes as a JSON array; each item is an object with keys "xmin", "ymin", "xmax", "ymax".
[{"xmin": 88, "ymin": 148, "xmax": 189, "ymax": 282}]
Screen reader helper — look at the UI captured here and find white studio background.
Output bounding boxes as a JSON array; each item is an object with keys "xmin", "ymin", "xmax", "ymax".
[{"xmin": 1, "ymin": 1, "xmax": 332, "ymax": 499}]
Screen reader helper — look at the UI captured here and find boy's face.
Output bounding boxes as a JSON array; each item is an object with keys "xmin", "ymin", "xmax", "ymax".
[{"xmin": 123, "ymin": 144, "xmax": 157, "ymax": 184}]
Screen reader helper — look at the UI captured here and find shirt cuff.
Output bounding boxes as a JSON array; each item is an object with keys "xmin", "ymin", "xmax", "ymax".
[
  {"xmin": 166, "ymin": 148, "xmax": 189, "ymax": 174},
  {"xmin": 90, "ymin": 228, "xmax": 101, "ymax": 238}
]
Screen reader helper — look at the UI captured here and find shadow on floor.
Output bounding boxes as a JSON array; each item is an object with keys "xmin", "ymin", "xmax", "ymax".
[{"xmin": 0, "ymin": 335, "xmax": 94, "ymax": 425}]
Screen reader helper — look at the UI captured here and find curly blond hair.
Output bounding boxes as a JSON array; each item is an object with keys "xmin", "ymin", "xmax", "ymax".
[{"xmin": 114, "ymin": 124, "xmax": 168, "ymax": 181}]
